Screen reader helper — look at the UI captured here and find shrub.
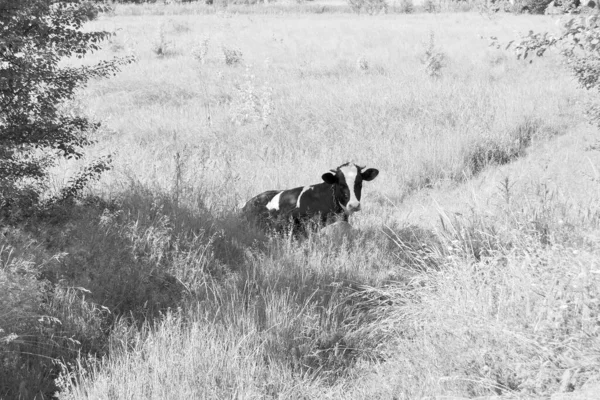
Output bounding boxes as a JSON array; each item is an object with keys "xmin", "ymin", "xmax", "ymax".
[
  {"xmin": 356, "ymin": 56, "xmax": 370, "ymax": 71},
  {"xmin": 423, "ymin": 0, "xmax": 439, "ymax": 12},
  {"xmin": 0, "ymin": 0, "xmax": 132, "ymax": 217},
  {"xmin": 222, "ymin": 45, "xmax": 243, "ymax": 65},
  {"xmin": 398, "ymin": 0, "xmax": 414, "ymax": 13},
  {"xmin": 192, "ymin": 35, "xmax": 210, "ymax": 64},
  {"xmin": 0, "ymin": 227, "xmax": 111, "ymax": 399},
  {"xmin": 79, "ymin": 0, "xmax": 110, "ymax": 20},
  {"xmin": 231, "ymin": 65, "xmax": 273, "ymax": 126},
  {"xmin": 348, "ymin": 0, "xmax": 388, "ymax": 14},
  {"xmin": 520, "ymin": 0, "xmax": 554, "ymax": 13},
  {"xmin": 501, "ymin": 15, "xmax": 600, "ymax": 128},
  {"xmin": 152, "ymin": 25, "xmax": 176, "ymax": 57},
  {"xmin": 421, "ymin": 31, "xmax": 446, "ymax": 78}
]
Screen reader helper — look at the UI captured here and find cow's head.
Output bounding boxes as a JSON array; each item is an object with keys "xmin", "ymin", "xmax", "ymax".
[{"xmin": 321, "ymin": 163, "xmax": 379, "ymax": 214}]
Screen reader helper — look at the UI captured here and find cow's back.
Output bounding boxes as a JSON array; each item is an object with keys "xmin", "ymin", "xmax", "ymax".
[
  {"xmin": 241, "ymin": 190, "xmax": 280, "ymax": 227},
  {"xmin": 242, "ymin": 190, "xmax": 279, "ymax": 213}
]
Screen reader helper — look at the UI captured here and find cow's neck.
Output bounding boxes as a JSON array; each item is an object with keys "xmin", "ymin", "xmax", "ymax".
[{"xmin": 312, "ymin": 182, "xmax": 344, "ymax": 216}]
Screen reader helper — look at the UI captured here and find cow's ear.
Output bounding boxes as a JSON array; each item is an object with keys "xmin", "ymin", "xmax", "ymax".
[
  {"xmin": 322, "ymin": 172, "xmax": 337, "ymax": 184},
  {"xmin": 361, "ymin": 168, "xmax": 379, "ymax": 181}
]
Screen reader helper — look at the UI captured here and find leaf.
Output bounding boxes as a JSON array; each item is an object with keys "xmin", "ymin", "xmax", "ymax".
[{"xmin": 0, "ymin": 0, "xmax": 124, "ymax": 187}]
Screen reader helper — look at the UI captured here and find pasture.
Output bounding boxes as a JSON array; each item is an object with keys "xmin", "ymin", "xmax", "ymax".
[
  {"xmin": 78, "ymin": 6, "xmax": 578, "ymax": 211},
  {"xmin": 4, "ymin": 2, "xmax": 600, "ymax": 399}
]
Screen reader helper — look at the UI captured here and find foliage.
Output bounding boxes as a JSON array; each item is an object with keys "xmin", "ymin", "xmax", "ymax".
[
  {"xmin": 152, "ymin": 24, "xmax": 176, "ymax": 57},
  {"xmin": 0, "ymin": 227, "xmax": 111, "ymax": 399},
  {"xmin": 423, "ymin": 0, "xmax": 439, "ymax": 13},
  {"xmin": 230, "ymin": 65, "xmax": 273, "ymax": 126},
  {"xmin": 0, "ymin": 0, "xmax": 133, "ymax": 212},
  {"xmin": 421, "ymin": 31, "xmax": 445, "ymax": 78},
  {"xmin": 58, "ymin": 156, "xmax": 113, "ymax": 201},
  {"xmin": 78, "ymin": 0, "xmax": 103, "ymax": 20},
  {"xmin": 465, "ymin": 117, "xmax": 560, "ymax": 177},
  {"xmin": 222, "ymin": 45, "xmax": 243, "ymax": 65},
  {"xmin": 520, "ymin": 0, "xmax": 554, "ymax": 13},
  {"xmin": 5, "ymin": 9, "xmax": 595, "ymax": 399},
  {"xmin": 192, "ymin": 34, "xmax": 210, "ymax": 64},
  {"xmin": 356, "ymin": 55, "xmax": 370, "ymax": 70},
  {"xmin": 348, "ymin": 0, "xmax": 388, "ymax": 15},
  {"xmin": 495, "ymin": 14, "xmax": 600, "ymax": 127},
  {"xmin": 398, "ymin": 0, "xmax": 414, "ymax": 13}
]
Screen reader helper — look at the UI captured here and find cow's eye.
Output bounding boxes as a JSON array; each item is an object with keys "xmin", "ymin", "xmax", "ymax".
[{"xmin": 342, "ymin": 187, "xmax": 350, "ymax": 199}]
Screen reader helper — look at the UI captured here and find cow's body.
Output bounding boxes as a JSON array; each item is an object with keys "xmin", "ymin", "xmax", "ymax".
[{"xmin": 242, "ymin": 163, "xmax": 379, "ymax": 233}]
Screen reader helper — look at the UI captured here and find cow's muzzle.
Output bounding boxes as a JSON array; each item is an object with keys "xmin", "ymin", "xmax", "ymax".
[{"xmin": 345, "ymin": 202, "xmax": 361, "ymax": 213}]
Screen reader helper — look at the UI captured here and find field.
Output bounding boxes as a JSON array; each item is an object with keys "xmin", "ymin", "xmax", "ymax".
[{"xmin": 2, "ymin": 2, "xmax": 600, "ymax": 399}]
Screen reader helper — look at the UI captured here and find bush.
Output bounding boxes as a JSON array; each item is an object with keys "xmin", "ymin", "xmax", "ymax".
[
  {"xmin": 348, "ymin": 0, "xmax": 388, "ymax": 14},
  {"xmin": 519, "ymin": 0, "xmax": 554, "ymax": 13},
  {"xmin": 192, "ymin": 35, "xmax": 210, "ymax": 64},
  {"xmin": 398, "ymin": 0, "xmax": 414, "ymax": 13},
  {"xmin": 423, "ymin": 0, "xmax": 439, "ymax": 12},
  {"xmin": 222, "ymin": 45, "xmax": 243, "ymax": 65},
  {"xmin": 0, "ymin": 226, "xmax": 111, "ymax": 399},
  {"xmin": 503, "ymin": 15, "xmax": 600, "ymax": 127},
  {"xmin": 0, "ymin": 0, "xmax": 133, "ymax": 216},
  {"xmin": 152, "ymin": 25, "xmax": 176, "ymax": 57},
  {"xmin": 421, "ymin": 31, "xmax": 445, "ymax": 78},
  {"xmin": 79, "ymin": 0, "xmax": 103, "ymax": 20}
]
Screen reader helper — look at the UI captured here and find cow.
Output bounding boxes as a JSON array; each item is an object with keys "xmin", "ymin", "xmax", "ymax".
[{"xmin": 241, "ymin": 163, "xmax": 379, "ymax": 234}]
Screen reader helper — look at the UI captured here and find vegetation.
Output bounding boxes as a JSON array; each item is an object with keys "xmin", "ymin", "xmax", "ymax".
[
  {"xmin": 348, "ymin": 0, "xmax": 389, "ymax": 14},
  {"xmin": 509, "ymin": 13, "xmax": 600, "ymax": 126},
  {"xmin": 2, "ymin": 2, "xmax": 599, "ymax": 400},
  {"xmin": 520, "ymin": 0, "xmax": 554, "ymax": 14},
  {"xmin": 0, "ymin": 0, "xmax": 132, "ymax": 220},
  {"xmin": 0, "ymin": 0, "xmax": 132, "ymax": 396}
]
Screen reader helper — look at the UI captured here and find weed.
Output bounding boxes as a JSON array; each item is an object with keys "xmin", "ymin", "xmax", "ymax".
[
  {"xmin": 192, "ymin": 34, "xmax": 210, "ymax": 64},
  {"xmin": 356, "ymin": 55, "xmax": 369, "ymax": 71},
  {"xmin": 108, "ymin": 35, "xmax": 127, "ymax": 53},
  {"xmin": 421, "ymin": 31, "xmax": 445, "ymax": 78},
  {"xmin": 348, "ymin": 0, "xmax": 388, "ymax": 14},
  {"xmin": 222, "ymin": 45, "xmax": 243, "ymax": 66},
  {"xmin": 169, "ymin": 19, "xmax": 191, "ymax": 34},
  {"xmin": 152, "ymin": 24, "xmax": 176, "ymax": 58},
  {"xmin": 231, "ymin": 65, "xmax": 273, "ymax": 126}
]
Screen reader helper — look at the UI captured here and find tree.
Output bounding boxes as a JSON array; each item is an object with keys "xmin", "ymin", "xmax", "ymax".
[{"xmin": 0, "ymin": 0, "xmax": 133, "ymax": 215}]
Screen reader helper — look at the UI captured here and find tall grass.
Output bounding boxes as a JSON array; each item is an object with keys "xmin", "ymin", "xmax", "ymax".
[
  {"xmin": 57, "ymin": 175, "xmax": 600, "ymax": 399},
  {"xmin": 81, "ymin": 12, "xmax": 577, "ymax": 212},
  {"xmin": 3, "ymin": 6, "xmax": 599, "ymax": 400}
]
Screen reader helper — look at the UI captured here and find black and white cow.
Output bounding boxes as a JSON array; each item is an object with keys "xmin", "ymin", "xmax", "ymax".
[{"xmin": 242, "ymin": 163, "xmax": 379, "ymax": 232}]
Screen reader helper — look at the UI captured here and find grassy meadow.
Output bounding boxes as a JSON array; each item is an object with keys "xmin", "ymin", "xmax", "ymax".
[{"xmin": 2, "ymin": 3, "xmax": 600, "ymax": 399}]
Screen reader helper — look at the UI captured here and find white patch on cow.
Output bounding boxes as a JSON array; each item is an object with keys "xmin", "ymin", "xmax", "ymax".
[
  {"xmin": 295, "ymin": 186, "xmax": 313, "ymax": 208},
  {"xmin": 266, "ymin": 191, "xmax": 283, "ymax": 211},
  {"xmin": 340, "ymin": 164, "xmax": 359, "ymax": 212}
]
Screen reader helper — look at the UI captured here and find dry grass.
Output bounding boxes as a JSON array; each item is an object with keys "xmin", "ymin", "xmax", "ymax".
[
  {"xmin": 2, "ymin": 5, "xmax": 599, "ymax": 400},
  {"xmin": 80, "ymin": 11, "xmax": 578, "ymax": 209}
]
